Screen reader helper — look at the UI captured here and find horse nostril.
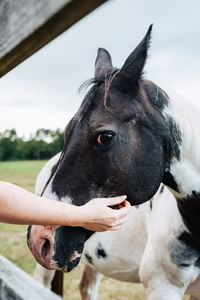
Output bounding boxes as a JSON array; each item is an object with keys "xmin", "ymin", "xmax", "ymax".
[{"xmin": 41, "ymin": 238, "xmax": 51, "ymax": 259}]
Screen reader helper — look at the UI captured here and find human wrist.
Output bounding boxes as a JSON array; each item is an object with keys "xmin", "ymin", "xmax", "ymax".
[
  {"xmin": 73, "ymin": 204, "xmax": 91, "ymax": 228},
  {"xmin": 63, "ymin": 204, "xmax": 85, "ymax": 227}
]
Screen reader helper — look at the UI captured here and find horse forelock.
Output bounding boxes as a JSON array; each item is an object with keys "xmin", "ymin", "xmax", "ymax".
[{"xmin": 78, "ymin": 68, "xmax": 120, "ymax": 111}]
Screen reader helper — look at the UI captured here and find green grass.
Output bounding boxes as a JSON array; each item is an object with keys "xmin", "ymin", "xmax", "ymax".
[
  {"xmin": 0, "ymin": 160, "xmax": 46, "ymax": 191},
  {"xmin": 0, "ymin": 160, "xmax": 47, "ymax": 276},
  {"xmin": 0, "ymin": 160, "xmax": 189, "ymax": 300}
]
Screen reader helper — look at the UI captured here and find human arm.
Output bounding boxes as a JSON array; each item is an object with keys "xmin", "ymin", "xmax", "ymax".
[{"xmin": 0, "ymin": 181, "xmax": 131, "ymax": 231}]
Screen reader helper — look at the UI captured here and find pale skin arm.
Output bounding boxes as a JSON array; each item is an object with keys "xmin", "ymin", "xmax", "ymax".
[{"xmin": 0, "ymin": 181, "xmax": 131, "ymax": 232}]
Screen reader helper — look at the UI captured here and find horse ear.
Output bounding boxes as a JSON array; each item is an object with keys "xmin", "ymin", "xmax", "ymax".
[
  {"xmin": 112, "ymin": 25, "xmax": 153, "ymax": 94},
  {"xmin": 95, "ymin": 48, "xmax": 113, "ymax": 78}
]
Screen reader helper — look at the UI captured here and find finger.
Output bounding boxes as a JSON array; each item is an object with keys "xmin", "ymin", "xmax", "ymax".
[
  {"xmin": 102, "ymin": 195, "xmax": 127, "ymax": 206},
  {"xmin": 113, "ymin": 200, "xmax": 130, "ymax": 210},
  {"xmin": 123, "ymin": 200, "xmax": 131, "ymax": 208},
  {"xmin": 108, "ymin": 225, "xmax": 122, "ymax": 231},
  {"xmin": 112, "ymin": 215, "xmax": 130, "ymax": 227},
  {"xmin": 86, "ymin": 226, "xmax": 107, "ymax": 232},
  {"xmin": 114, "ymin": 202, "xmax": 131, "ymax": 218}
]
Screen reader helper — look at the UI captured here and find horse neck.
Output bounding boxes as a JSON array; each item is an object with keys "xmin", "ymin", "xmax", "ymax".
[
  {"xmin": 163, "ymin": 92, "xmax": 200, "ymax": 198},
  {"xmin": 161, "ymin": 93, "xmax": 200, "ymax": 243}
]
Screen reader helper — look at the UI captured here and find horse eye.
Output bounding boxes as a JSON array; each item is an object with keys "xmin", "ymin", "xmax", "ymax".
[
  {"xmin": 90, "ymin": 130, "xmax": 116, "ymax": 150},
  {"xmin": 97, "ymin": 132, "xmax": 114, "ymax": 145}
]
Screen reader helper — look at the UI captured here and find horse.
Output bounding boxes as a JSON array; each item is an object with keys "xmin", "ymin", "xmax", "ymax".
[
  {"xmin": 33, "ymin": 154, "xmax": 200, "ymax": 300},
  {"xmin": 27, "ymin": 25, "xmax": 200, "ymax": 299}
]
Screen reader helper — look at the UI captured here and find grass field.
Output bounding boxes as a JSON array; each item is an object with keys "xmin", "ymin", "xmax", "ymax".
[{"xmin": 0, "ymin": 161, "xmax": 188, "ymax": 299}]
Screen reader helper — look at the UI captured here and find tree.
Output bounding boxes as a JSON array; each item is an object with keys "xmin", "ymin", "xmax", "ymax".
[{"xmin": 0, "ymin": 128, "xmax": 64, "ymax": 161}]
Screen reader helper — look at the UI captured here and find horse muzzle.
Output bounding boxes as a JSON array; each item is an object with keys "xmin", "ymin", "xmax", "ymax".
[{"xmin": 27, "ymin": 225, "xmax": 90, "ymax": 272}]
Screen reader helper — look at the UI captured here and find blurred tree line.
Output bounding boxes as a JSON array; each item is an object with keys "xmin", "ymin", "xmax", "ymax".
[{"xmin": 0, "ymin": 128, "xmax": 64, "ymax": 161}]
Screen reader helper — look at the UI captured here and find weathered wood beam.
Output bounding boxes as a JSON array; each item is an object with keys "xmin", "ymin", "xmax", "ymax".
[
  {"xmin": 0, "ymin": 255, "xmax": 61, "ymax": 300},
  {"xmin": 0, "ymin": 0, "xmax": 108, "ymax": 77}
]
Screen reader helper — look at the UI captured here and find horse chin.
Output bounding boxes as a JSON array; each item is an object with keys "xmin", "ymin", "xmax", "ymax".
[
  {"xmin": 52, "ymin": 248, "xmax": 83, "ymax": 273},
  {"xmin": 129, "ymin": 197, "xmax": 149, "ymax": 206},
  {"xmin": 127, "ymin": 185, "xmax": 161, "ymax": 205},
  {"xmin": 48, "ymin": 251, "xmax": 82, "ymax": 273},
  {"xmin": 63, "ymin": 254, "xmax": 82, "ymax": 272}
]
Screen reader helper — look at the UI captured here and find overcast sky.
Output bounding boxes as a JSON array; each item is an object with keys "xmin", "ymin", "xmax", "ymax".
[{"xmin": 1, "ymin": 0, "xmax": 200, "ymax": 137}]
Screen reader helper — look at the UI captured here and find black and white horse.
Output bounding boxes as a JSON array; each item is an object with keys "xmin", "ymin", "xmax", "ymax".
[
  {"xmin": 33, "ymin": 154, "xmax": 200, "ymax": 300},
  {"xmin": 28, "ymin": 25, "xmax": 200, "ymax": 299}
]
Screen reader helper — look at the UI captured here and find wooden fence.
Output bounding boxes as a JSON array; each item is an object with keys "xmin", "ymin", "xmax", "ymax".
[
  {"xmin": 0, "ymin": 0, "xmax": 108, "ymax": 77},
  {"xmin": 0, "ymin": 255, "xmax": 61, "ymax": 300},
  {"xmin": 0, "ymin": 0, "xmax": 108, "ymax": 297}
]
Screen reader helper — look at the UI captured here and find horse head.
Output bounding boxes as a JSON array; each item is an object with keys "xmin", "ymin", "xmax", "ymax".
[{"xmin": 28, "ymin": 25, "xmax": 180, "ymax": 272}]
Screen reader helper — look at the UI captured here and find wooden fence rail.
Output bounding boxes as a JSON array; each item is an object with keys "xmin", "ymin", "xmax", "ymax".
[
  {"xmin": 0, "ymin": 0, "xmax": 108, "ymax": 77},
  {"xmin": 0, "ymin": 255, "xmax": 61, "ymax": 300}
]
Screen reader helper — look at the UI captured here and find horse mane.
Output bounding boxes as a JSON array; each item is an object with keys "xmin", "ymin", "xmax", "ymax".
[{"xmin": 78, "ymin": 68, "xmax": 119, "ymax": 109}]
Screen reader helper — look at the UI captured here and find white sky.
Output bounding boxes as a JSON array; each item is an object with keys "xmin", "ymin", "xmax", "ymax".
[{"xmin": 1, "ymin": 0, "xmax": 200, "ymax": 138}]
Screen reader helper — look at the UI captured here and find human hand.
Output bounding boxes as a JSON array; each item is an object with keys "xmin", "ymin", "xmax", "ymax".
[{"xmin": 77, "ymin": 195, "xmax": 131, "ymax": 232}]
